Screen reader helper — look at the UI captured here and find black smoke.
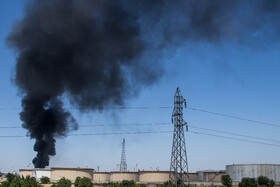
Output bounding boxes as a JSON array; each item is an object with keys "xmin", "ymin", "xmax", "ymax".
[{"xmin": 7, "ymin": 0, "xmax": 280, "ymax": 168}]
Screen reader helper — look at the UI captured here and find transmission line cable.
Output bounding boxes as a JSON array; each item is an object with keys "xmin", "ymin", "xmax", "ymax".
[
  {"xmin": 0, "ymin": 122, "xmax": 279, "ymax": 143},
  {"xmin": 188, "ymin": 130, "xmax": 280, "ymax": 147},
  {"xmin": 1, "ymin": 130, "xmax": 280, "ymax": 147},
  {"xmin": 188, "ymin": 107, "xmax": 280, "ymax": 128},
  {"xmin": 0, "ymin": 105, "xmax": 279, "ymax": 128}
]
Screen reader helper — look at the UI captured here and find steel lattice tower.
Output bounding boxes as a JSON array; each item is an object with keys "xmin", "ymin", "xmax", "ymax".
[
  {"xmin": 170, "ymin": 87, "xmax": 189, "ymax": 186},
  {"xmin": 120, "ymin": 138, "xmax": 127, "ymax": 172}
]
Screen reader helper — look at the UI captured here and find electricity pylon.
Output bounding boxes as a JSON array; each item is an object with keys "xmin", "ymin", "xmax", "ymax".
[
  {"xmin": 120, "ymin": 138, "xmax": 127, "ymax": 172},
  {"xmin": 170, "ymin": 87, "xmax": 189, "ymax": 186}
]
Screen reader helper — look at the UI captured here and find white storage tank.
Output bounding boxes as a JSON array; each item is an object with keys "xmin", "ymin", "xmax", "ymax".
[
  {"xmin": 110, "ymin": 172, "xmax": 139, "ymax": 182},
  {"xmin": 32, "ymin": 168, "xmax": 51, "ymax": 181},
  {"xmin": 139, "ymin": 171, "xmax": 169, "ymax": 183},
  {"xmin": 226, "ymin": 164, "xmax": 280, "ymax": 183},
  {"xmin": 51, "ymin": 167, "xmax": 94, "ymax": 182},
  {"xmin": 93, "ymin": 172, "xmax": 110, "ymax": 183}
]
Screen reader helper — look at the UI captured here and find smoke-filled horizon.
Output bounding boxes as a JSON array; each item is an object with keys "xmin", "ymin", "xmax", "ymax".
[{"xmin": 7, "ymin": 0, "xmax": 280, "ymax": 168}]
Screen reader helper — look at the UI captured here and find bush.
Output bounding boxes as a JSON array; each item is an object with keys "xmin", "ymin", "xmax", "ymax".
[
  {"xmin": 258, "ymin": 176, "xmax": 270, "ymax": 186},
  {"xmin": 9, "ymin": 177, "xmax": 21, "ymax": 187},
  {"xmin": 56, "ymin": 178, "xmax": 71, "ymax": 187},
  {"xmin": 105, "ymin": 182, "xmax": 120, "ymax": 187},
  {"xmin": 222, "ymin": 174, "xmax": 232, "ymax": 187},
  {"xmin": 75, "ymin": 177, "xmax": 81, "ymax": 187},
  {"xmin": 120, "ymin": 180, "xmax": 135, "ymax": 187},
  {"xmin": 1, "ymin": 181, "xmax": 11, "ymax": 187},
  {"xmin": 6, "ymin": 173, "xmax": 16, "ymax": 183},
  {"xmin": 40, "ymin": 176, "xmax": 50, "ymax": 184},
  {"xmin": 238, "ymin": 177, "xmax": 257, "ymax": 187},
  {"xmin": 269, "ymin": 179, "xmax": 275, "ymax": 187},
  {"xmin": 74, "ymin": 177, "xmax": 93, "ymax": 187},
  {"xmin": 20, "ymin": 176, "xmax": 39, "ymax": 187}
]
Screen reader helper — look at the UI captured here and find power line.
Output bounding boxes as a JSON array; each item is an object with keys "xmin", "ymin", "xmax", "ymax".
[
  {"xmin": 188, "ymin": 130, "xmax": 280, "ymax": 147},
  {"xmin": 189, "ymin": 124, "xmax": 280, "ymax": 143},
  {"xmin": 188, "ymin": 107, "xmax": 280, "ymax": 128},
  {"xmin": 1, "ymin": 122, "xmax": 279, "ymax": 143},
  {"xmin": 0, "ymin": 106, "xmax": 278, "ymax": 128},
  {"xmin": 0, "ymin": 129, "xmax": 280, "ymax": 147}
]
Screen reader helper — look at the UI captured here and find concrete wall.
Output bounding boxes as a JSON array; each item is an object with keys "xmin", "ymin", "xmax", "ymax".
[
  {"xmin": 19, "ymin": 169, "xmax": 33, "ymax": 178},
  {"xmin": 226, "ymin": 164, "xmax": 280, "ymax": 182},
  {"xmin": 93, "ymin": 172, "xmax": 110, "ymax": 183},
  {"xmin": 110, "ymin": 172, "xmax": 139, "ymax": 182},
  {"xmin": 51, "ymin": 168, "xmax": 93, "ymax": 182}
]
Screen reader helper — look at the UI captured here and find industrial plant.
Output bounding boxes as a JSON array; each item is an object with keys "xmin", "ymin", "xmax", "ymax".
[
  {"xmin": 16, "ymin": 88, "xmax": 280, "ymax": 185},
  {"xmin": 18, "ymin": 164, "xmax": 280, "ymax": 185}
]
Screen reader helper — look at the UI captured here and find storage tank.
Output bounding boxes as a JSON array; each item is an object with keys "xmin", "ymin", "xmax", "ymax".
[
  {"xmin": 93, "ymin": 172, "xmax": 110, "ymax": 183},
  {"xmin": 226, "ymin": 164, "xmax": 280, "ymax": 183},
  {"xmin": 51, "ymin": 167, "xmax": 94, "ymax": 182},
  {"xmin": 19, "ymin": 169, "xmax": 33, "ymax": 178},
  {"xmin": 32, "ymin": 168, "xmax": 51, "ymax": 181},
  {"xmin": 139, "ymin": 171, "xmax": 169, "ymax": 183},
  {"xmin": 110, "ymin": 172, "xmax": 139, "ymax": 182}
]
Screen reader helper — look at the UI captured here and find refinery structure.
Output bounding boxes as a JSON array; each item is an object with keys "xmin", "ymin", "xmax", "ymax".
[
  {"xmin": 17, "ymin": 88, "xmax": 280, "ymax": 185},
  {"xmin": 18, "ymin": 164, "xmax": 280, "ymax": 185}
]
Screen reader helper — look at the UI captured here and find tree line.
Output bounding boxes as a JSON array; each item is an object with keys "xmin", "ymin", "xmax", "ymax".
[{"xmin": 222, "ymin": 174, "xmax": 276, "ymax": 187}]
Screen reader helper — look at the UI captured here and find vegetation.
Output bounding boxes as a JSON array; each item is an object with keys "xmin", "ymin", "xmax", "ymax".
[
  {"xmin": 40, "ymin": 176, "xmax": 50, "ymax": 184},
  {"xmin": 120, "ymin": 180, "xmax": 135, "ymax": 187},
  {"xmin": 1, "ymin": 181, "xmax": 11, "ymax": 187},
  {"xmin": 19, "ymin": 176, "xmax": 38, "ymax": 187},
  {"xmin": 239, "ymin": 177, "xmax": 257, "ymax": 187},
  {"xmin": 74, "ymin": 177, "xmax": 93, "ymax": 187},
  {"xmin": 6, "ymin": 174, "xmax": 16, "ymax": 183},
  {"xmin": 54, "ymin": 178, "xmax": 71, "ymax": 187},
  {"xmin": 257, "ymin": 176, "xmax": 275, "ymax": 187},
  {"xmin": 104, "ymin": 182, "xmax": 120, "ymax": 187},
  {"xmin": 221, "ymin": 174, "xmax": 232, "ymax": 187},
  {"xmin": 0, "ymin": 176, "xmax": 39, "ymax": 187}
]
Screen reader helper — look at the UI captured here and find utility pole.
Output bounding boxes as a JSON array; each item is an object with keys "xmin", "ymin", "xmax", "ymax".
[
  {"xmin": 170, "ymin": 87, "xmax": 189, "ymax": 186},
  {"xmin": 120, "ymin": 138, "xmax": 127, "ymax": 172}
]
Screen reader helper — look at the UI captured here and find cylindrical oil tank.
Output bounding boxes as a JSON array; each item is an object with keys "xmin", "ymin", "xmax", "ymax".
[
  {"xmin": 51, "ymin": 167, "xmax": 93, "ymax": 182},
  {"xmin": 19, "ymin": 169, "xmax": 33, "ymax": 178},
  {"xmin": 93, "ymin": 172, "xmax": 110, "ymax": 183},
  {"xmin": 110, "ymin": 172, "xmax": 139, "ymax": 182},
  {"xmin": 139, "ymin": 171, "xmax": 169, "ymax": 183},
  {"xmin": 226, "ymin": 164, "xmax": 280, "ymax": 182},
  {"xmin": 32, "ymin": 168, "xmax": 51, "ymax": 181}
]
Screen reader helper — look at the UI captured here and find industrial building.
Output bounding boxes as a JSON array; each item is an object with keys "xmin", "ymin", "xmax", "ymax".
[{"xmin": 19, "ymin": 167, "xmax": 225, "ymax": 184}]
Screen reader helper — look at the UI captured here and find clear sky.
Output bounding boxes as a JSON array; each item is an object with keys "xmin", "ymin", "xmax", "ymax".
[{"xmin": 0, "ymin": 0, "xmax": 280, "ymax": 173}]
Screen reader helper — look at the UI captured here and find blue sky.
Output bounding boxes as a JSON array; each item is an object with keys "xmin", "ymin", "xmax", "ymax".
[{"xmin": 1, "ymin": 1, "xmax": 280, "ymax": 173}]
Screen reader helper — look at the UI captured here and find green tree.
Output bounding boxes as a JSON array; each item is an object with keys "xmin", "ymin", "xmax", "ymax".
[
  {"xmin": 9, "ymin": 177, "xmax": 21, "ymax": 187},
  {"xmin": 56, "ymin": 178, "xmax": 71, "ymax": 187},
  {"xmin": 222, "ymin": 174, "xmax": 232, "ymax": 187},
  {"xmin": 40, "ymin": 176, "xmax": 50, "ymax": 184},
  {"xmin": 269, "ymin": 179, "xmax": 275, "ymax": 187},
  {"xmin": 6, "ymin": 173, "xmax": 16, "ymax": 183},
  {"xmin": 1, "ymin": 181, "xmax": 11, "ymax": 187},
  {"xmin": 20, "ymin": 176, "xmax": 39, "ymax": 187},
  {"xmin": 238, "ymin": 177, "xmax": 257, "ymax": 187},
  {"xmin": 105, "ymin": 182, "xmax": 120, "ymax": 187},
  {"xmin": 74, "ymin": 177, "xmax": 92, "ymax": 187},
  {"xmin": 257, "ymin": 176, "xmax": 270, "ymax": 186},
  {"xmin": 120, "ymin": 180, "xmax": 135, "ymax": 187},
  {"xmin": 74, "ymin": 177, "xmax": 81, "ymax": 187}
]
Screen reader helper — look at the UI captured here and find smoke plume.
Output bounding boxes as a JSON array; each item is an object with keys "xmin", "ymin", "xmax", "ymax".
[{"xmin": 7, "ymin": 0, "xmax": 280, "ymax": 168}]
